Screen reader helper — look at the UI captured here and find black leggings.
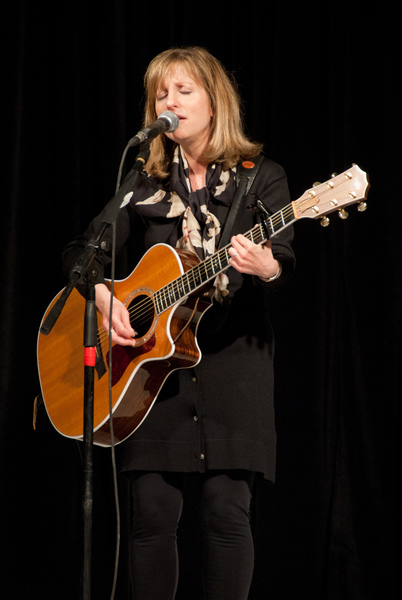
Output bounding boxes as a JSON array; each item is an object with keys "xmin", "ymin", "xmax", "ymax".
[{"xmin": 129, "ymin": 470, "xmax": 255, "ymax": 600}]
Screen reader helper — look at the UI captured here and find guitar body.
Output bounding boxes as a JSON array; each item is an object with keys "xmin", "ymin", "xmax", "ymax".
[{"xmin": 37, "ymin": 244, "xmax": 212, "ymax": 446}]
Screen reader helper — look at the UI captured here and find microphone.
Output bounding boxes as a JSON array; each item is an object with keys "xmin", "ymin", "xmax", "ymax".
[{"xmin": 128, "ymin": 111, "xmax": 180, "ymax": 147}]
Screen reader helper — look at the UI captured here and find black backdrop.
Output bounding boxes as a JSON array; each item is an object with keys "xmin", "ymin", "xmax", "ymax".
[{"xmin": 2, "ymin": 2, "xmax": 401, "ymax": 599}]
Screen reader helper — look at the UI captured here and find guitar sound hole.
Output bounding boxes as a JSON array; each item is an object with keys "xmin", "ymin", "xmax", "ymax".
[{"xmin": 128, "ymin": 294, "xmax": 155, "ymax": 339}]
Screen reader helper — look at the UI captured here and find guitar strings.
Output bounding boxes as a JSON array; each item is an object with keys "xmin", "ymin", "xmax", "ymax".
[
  {"xmin": 96, "ymin": 214, "xmax": 290, "ymax": 346},
  {"xmin": 97, "ymin": 176, "xmax": 353, "ymax": 345},
  {"xmin": 98, "ymin": 175, "xmax": 356, "ymax": 342},
  {"xmin": 96, "ymin": 204, "xmax": 297, "ymax": 348}
]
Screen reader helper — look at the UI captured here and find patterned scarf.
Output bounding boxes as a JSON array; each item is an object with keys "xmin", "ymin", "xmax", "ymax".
[{"xmin": 132, "ymin": 147, "xmax": 237, "ymax": 300}]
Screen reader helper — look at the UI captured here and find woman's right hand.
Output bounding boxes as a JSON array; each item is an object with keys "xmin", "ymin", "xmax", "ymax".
[{"xmin": 95, "ymin": 283, "xmax": 137, "ymax": 347}]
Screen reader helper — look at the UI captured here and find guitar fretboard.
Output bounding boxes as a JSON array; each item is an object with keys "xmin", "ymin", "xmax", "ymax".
[{"xmin": 154, "ymin": 202, "xmax": 296, "ymax": 314}]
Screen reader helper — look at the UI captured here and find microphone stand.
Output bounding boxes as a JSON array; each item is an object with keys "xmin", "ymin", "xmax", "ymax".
[
  {"xmin": 40, "ymin": 146, "xmax": 150, "ymax": 600},
  {"xmin": 82, "ymin": 277, "xmax": 97, "ymax": 600}
]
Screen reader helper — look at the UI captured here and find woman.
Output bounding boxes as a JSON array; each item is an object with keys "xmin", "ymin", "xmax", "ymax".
[{"xmin": 63, "ymin": 46, "xmax": 295, "ymax": 600}]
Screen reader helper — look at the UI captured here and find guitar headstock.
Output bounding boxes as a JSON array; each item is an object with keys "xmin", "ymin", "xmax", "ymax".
[{"xmin": 293, "ymin": 164, "xmax": 370, "ymax": 227}]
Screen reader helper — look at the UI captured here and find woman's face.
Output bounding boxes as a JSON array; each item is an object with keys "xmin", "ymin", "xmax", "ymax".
[{"xmin": 154, "ymin": 64, "xmax": 213, "ymax": 157}]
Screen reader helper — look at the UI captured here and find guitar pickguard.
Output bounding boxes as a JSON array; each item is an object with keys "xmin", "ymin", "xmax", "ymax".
[{"xmin": 106, "ymin": 334, "xmax": 157, "ymax": 386}]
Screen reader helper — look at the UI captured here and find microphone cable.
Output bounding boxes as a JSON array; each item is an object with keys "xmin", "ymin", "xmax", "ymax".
[{"xmin": 106, "ymin": 139, "xmax": 151, "ymax": 600}]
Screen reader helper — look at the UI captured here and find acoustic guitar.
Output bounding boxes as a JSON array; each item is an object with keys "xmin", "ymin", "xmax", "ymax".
[{"xmin": 37, "ymin": 164, "xmax": 369, "ymax": 446}]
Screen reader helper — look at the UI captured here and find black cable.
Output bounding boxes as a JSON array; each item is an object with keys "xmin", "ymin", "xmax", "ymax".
[
  {"xmin": 107, "ymin": 219, "xmax": 121, "ymax": 600},
  {"xmin": 106, "ymin": 141, "xmax": 132, "ymax": 600}
]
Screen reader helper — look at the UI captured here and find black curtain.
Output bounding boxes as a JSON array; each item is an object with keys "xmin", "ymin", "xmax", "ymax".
[{"xmin": 2, "ymin": 2, "xmax": 401, "ymax": 599}]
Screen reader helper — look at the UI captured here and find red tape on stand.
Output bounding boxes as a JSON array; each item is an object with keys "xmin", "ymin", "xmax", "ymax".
[{"xmin": 84, "ymin": 347, "xmax": 96, "ymax": 367}]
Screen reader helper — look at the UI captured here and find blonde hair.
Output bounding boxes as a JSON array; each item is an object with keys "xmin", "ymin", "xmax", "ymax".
[{"xmin": 142, "ymin": 47, "xmax": 263, "ymax": 179}]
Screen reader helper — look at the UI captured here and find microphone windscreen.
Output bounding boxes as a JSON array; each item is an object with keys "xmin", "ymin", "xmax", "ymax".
[{"xmin": 158, "ymin": 111, "xmax": 180, "ymax": 133}]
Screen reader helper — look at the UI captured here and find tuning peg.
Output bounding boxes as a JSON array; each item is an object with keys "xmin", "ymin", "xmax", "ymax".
[
  {"xmin": 338, "ymin": 208, "xmax": 349, "ymax": 220},
  {"xmin": 331, "ymin": 172, "xmax": 338, "ymax": 178},
  {"xmin": 320, "ymin": 216, "xmax": 330, "ymax": 227},
  {"xmin": 313, "ymin": 181, "xmax": 321, "ymax": 187},
  {"xmin": 357, "ymin": 201, "xmax": 367, "ymax": 212}
]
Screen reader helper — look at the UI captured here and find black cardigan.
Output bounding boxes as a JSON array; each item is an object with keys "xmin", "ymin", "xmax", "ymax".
[{"xmin": 63, "ymin": 157, "xmax": 296, "ymax": 481}]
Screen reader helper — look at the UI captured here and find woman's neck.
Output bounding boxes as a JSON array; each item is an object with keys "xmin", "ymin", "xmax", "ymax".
[
  {"xmin": 182, "ymin": 150, "xmax": 208, "ymax": 191},
  {"xmin": 188, "ymin": 159, "xmax": 208, "ymax": 191}
]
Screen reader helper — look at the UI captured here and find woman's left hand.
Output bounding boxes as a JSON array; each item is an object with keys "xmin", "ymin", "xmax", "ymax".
[{"xmin": 229, "ymin": 234, "xmax": 280, "ymax": 280}]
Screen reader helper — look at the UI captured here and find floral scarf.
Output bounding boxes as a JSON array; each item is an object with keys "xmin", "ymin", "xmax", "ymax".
[{"xmin": 132, "ymin": 147, "xmax": 237, "ymax": 300}]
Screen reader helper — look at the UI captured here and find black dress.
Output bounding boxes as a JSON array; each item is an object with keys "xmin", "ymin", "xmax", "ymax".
[{"xmin": 63, "ymin": 157, "xmax": 296, "ymax": 482}]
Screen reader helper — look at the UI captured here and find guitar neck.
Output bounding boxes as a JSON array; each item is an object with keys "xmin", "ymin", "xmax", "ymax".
[{"xmin": 154, "ymin": 202, "xmax": 296, "ymax": 314}]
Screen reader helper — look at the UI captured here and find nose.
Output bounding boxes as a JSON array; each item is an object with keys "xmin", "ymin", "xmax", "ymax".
[{"xmin": 165, "ymin": 91, "xmax": 179, "ymax": 111}]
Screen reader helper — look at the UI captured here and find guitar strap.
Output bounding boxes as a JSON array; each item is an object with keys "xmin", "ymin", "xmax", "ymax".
[{"xmin": 219, "ymin": 154, "xmax": 265, "ymax": 248}]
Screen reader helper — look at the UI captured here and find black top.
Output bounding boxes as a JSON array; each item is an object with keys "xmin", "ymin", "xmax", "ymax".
[{"xmin": 63, "ymin": 157, "xmax": 296, "ymax": 481}]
